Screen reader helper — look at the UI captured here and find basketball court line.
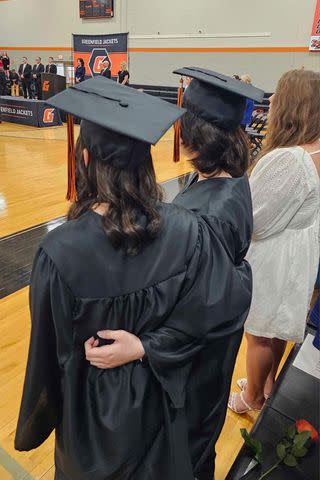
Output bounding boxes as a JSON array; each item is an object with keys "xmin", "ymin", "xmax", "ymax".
[{"xmin": 0, "ymin": 445, "xmax": 34, "ymax": 480}]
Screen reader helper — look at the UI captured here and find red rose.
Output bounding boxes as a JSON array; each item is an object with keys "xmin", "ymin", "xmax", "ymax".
[{"xmin": 296, "ymin": 419, "xmax": 319, "ymax": 443}]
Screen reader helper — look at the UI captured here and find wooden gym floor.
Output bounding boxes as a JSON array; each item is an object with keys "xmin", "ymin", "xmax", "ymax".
[{"xmin": 0, "ymin": 121, "xmax": 291, "ymax": 480}]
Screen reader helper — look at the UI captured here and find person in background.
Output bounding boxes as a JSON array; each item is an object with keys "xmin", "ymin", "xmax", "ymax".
[
  {"xmin": 117, "ymin": 61, "xmax": 129, "ymax": 85},
  {"xmin": 10, "ymin": 69, "xmax": 20, "ymax": 96},
  {"xmin": 240, "ymin": 74, "xmax": 255, "ymax": 130},
  {"xmin": 2, "ymin": 52, "xmax": 10, "ymax": 78},
  {"xmin": 228, "ymin": 69, "xmax": 320, "ymax": 414},
  {"xmin": 0, "ymin": 66, "xmax": 6, "ymax": 96},
  {"xmin": 75, "ymin": 58, "xmax": 86, "ymax": 83},
  {"xmin": 32, "ymin": 57, "xmax": 45, "ymax": 100},
  {"xmin": 184, "ymin": 76, "xmax": 192, "ymax": 90},
  {"xmin": 45, "ymin": 57, "xmax": 57, "ymax": 74},
  {"xmin": 100, "ymin": 60, "xmax": 111, "ymax": 79},
  {"xmin": 18, "ymin": 57, "xmax": 32, "ymax": 98},
  {"xmin": 83, "ymin": 68, "xmax": 264, "ymax": 480}
]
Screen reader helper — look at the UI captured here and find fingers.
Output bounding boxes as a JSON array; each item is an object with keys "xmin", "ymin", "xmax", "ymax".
[
  {"xmin": 84, "ymin": 336, "xmax": 95, "ymax": 354},
  {"xmin": 97, "ymin": 330, "xmax": 124, "ymax": 340},
  {"xmin": 85, "ymin": 344, "xmax": 114, "ymax": 361}
]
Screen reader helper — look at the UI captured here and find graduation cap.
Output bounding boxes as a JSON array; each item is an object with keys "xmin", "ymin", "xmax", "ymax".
[
  {"xmin": 47, "ymin": 76, "xmax": 185, "ymax": 200},
  {"xmin": 173, "ymin": 67, "xmax": 265, "ymax": 131}
]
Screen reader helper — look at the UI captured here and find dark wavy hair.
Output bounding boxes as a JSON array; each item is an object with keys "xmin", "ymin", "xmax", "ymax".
[
  {"xmin": 68, "ymin": 133, "xmax": 163, "ymax": 256},
  {"xmin": 77, "ymin": 58, "xmax": 84, "ymax": 67},
  {"xmin": 181, "ymin": 98, "xmax": 250, "ymax": 177}
]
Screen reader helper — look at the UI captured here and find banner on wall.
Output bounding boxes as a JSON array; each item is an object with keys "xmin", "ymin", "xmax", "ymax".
[
  {"xmin": 310, "ymin": 0, "xmax": 320, "ymax": 51},
  {"xmin": 73, "ymin": 33, "xmax": 128, "ymax": 78}
]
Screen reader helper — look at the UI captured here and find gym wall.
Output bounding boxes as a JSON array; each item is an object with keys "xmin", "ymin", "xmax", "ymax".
[{"xmin": 1, "ymin": 0, "xmax": 319, "ymax": 91}]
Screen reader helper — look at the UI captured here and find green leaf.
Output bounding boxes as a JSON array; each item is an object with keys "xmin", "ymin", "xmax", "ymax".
[
  {"xmin": 287, "ymin": 424, "xmax": 297, "ymax": 439},
  {"xmin": 251, "ymin": 438, "xmax": 263, "ymax": 454},
  {"xmin": 284, "ymin": 454, "xmax": 298, "ymax": 467},
  {"xmin": 276, "ymin": 443, "xmax": 287, "ymax": 460},
  {"xmin": 292, "ymin": 445, "xmax": 308, "ymax": 458},
  {"xmin": 282, "ymin": 438, "xmax": 292, "ymax": 448},
  {"xmin": 240, "ymin": 429, "xmax": 263, "ymax": 464},
  {"xmin": 254, "ymin": 452, "xmax": 263, "ymax": 465},
  {"xmin": 294, "ymin": 431, "xmax": 311, "ymax": 448},
  {"xmin": 241, "ymin": 428, "xmax": 251, "ymax": 443}
]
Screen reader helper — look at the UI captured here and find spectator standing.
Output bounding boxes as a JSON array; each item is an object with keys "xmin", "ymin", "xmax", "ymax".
[
  {"xmin": 18, "ymin": 57, "xmax": 32, "ymax": 98},
  {"xmin": 117, "ymin": 61, "xmax": 129, "ymax": 85},
  {"xmin": 32, "ymin": 57, "xmax": 45, "ymax": 99}
]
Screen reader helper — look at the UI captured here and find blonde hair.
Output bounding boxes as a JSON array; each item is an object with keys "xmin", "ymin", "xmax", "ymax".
[
  {"xmin": 121, "ymin": 61, "xmax": 127, "ymax": 69},
  {"xmin": 262, "ymin": 69, "xmax": 320, "ymax": 157},
  {"xmin": 240, "ymin": 74, "xmax": 252, "ymax": 84}
]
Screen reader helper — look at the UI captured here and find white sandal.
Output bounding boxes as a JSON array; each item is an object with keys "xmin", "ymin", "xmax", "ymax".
[
  {"xmin": 237, "ymin": 377, "xmax": 248, "ymax": 391},
  {"xmin": 228, "ymin": 391, "xmax": 263, "ymax": 414},
  {"xmin": 236, "ymin": 377, "xmax": 270, "ymax": 400}
]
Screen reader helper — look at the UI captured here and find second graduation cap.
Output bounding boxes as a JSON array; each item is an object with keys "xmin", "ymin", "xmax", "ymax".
[
  {"xmin": 47, "ymin": 76, "xmax": 186, "ymax": 199},
  {"xmin": 173, "ymin": 67, "xmax": 265, "ymax": 130}
]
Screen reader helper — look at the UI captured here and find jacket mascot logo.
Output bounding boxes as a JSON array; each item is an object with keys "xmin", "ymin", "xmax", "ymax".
[
  {"xmin": 42, "ymin": 80, "xmax": 50, "ymax": 92},
  {"xmin": 43, "ymin": 108, "xmax": 54, "ymax": 124},
  {"xmin": 88, "ymin": 48, "xmax": 112, "ymax": 76}
]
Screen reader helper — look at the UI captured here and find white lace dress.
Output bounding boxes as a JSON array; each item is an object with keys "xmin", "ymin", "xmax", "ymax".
[{"xmin": 245, "ymin": 146, "xmax": 320, "ymax": 343}]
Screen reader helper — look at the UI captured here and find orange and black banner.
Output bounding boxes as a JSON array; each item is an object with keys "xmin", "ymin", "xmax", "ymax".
[
  {"xmin": 310, "ymin": 0, "xmax": 320, "ymax": 51},
  {"xmin": 73, "ymin": 33, "xmax": 128, "ymax": 78}
]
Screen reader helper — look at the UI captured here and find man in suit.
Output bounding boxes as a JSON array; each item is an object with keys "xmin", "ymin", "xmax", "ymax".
[
  {"xmin": 18, "ymin": 57, "xmax": 32, "ymax": 98},
  {"xmin": 45, "ymin": 57, "xmax": 57, "ymax": 74},
  {"xmin": 32, "ymin": 56, "xmax": 45, "ymax": 100},
  {"xmin": 100, "ymin": 61, "xmax": 111, "ymax": 79}
]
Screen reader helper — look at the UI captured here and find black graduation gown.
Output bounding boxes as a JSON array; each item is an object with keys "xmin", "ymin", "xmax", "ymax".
[
  {"xmin": 142, "ymin": 174, "xmax": 253, "ymax": 479},
  {"xmin": 15, "ymin": 187, "xmax": 252, "ymax": 479}
]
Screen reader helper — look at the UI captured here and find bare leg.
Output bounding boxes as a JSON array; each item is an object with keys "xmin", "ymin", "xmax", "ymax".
[
  {"xmin": 264, "ymin": 338, "xmax": 286, "ymax": 396},
  {"xmin": 243, "ymin": 333, "xmax": 273, "ymax": 408},
  {"xmin": 229, "ymin": 333, "xmax": 273, "ymax": 412}
]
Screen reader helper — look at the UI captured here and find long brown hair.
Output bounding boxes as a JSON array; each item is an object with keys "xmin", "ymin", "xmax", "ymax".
[
  {"xmin": 68, "ymin": 133, "xmax": 163, "ymax": 256},
  {"xmin": 262, "ymin": 69, "xmax": 320, "ymax": 157}
]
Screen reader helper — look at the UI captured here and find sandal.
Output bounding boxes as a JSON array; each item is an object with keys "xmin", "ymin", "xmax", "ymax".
[
  {"xmin": 237, "ymin": 377, "xmax": 248, "ymax": 391},
  {"xmin": 228, "ymin": 391, "xmax": 263, "ymax": 414},
  {"xmin": 236, "ymin": 377, "xmax": 270, "ymax": 400}
]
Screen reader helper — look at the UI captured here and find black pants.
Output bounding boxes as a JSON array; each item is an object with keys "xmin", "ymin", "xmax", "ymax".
[
  {"xmin": 35, "ymin": 79, "xmax": 42, "ymax": 100},
  {"xmin": 22, "ymin": 79, "xmax": 32, "ymax": 98},
  {"xmin": 0, "ymin": 82, "xmax": 6, "ymax": 96}
]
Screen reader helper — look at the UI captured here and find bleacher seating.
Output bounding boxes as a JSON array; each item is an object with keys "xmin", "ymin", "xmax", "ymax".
[
  {"xmin": 130, "ymin": 84, "xmax": 178, "ymax": 104},
  {"xmin": 247, "ymin": 110, "xmax": 268, "ymax": 159},
  {"xmin": 131, "ymin": 84, "xmax": 273, "ymax": 110}
]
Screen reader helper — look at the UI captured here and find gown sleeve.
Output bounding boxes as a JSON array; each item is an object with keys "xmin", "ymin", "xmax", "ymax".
[
  {"xmin": 250, "ymin": 148, "xmax": 312, "ymax": 240},
  {"xmin": 141, "ymin": 219, "xmax": 252, "ymax": 408},
  {"xmin": 15, "ymin": 248, "xmax": 74, "ymax": 451}
]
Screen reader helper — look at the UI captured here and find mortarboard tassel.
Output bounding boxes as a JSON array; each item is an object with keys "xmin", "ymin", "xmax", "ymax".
[
  {"xmin": 66, "ymin": 114, "xmax": 76, "ymax": 201},
  {"xmin": 173, "ymin": 77, "xmax": 184, "ymax": 163}
]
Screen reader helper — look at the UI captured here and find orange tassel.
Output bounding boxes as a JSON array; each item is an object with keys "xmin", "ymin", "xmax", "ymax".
[
  {"xmin": 173, "ymin": 77, "xmax": 184, "ymax": 163},
  {"xmin": 66, "ymin": 114, "xmax": 76, "ymax": 201}
]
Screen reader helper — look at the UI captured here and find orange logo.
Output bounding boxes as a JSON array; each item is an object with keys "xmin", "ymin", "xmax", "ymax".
[
  {"xmin": 93, "ymin": 56, "xmax": 106, "ymax": 74},
  {"xmin": 43, "ymin": 108, "xmax": 54, "ymax": 123},
  {"xmin": 42, "ymin": 80, "xmax": 50, "ymax": 92}
]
